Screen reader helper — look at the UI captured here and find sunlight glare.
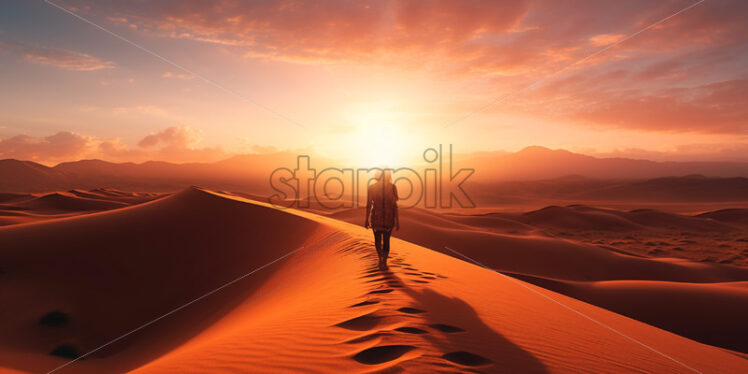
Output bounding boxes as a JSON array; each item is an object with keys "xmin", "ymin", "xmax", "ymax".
[{"xmin": 349, "ymin": 123, "xmax": 408, "ymax": 168}]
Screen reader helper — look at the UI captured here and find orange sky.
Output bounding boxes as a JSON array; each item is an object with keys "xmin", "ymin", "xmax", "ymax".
[{"xmin": 0, "ymin": 0, "xmax": 746, "ymax": 166}]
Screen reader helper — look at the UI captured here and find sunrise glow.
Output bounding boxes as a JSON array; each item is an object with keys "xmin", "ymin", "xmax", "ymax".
[
  {"xmin": 0, "ymin": 0, "xmax": 745, "ymax": 164},
  {"xmin": 1, "ymin": 2, "xmax": 748, "ymax": 374}
]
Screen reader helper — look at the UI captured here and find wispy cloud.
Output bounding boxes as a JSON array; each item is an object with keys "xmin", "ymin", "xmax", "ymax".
[
  {"xmin": 161, "ymin": 71, "xmax": 195, "ymax": 80},
  {"xmin": 161, "ymin": 71, "xmax": 194, "ymax": 80},
  {"xmin": 53, "ymin": 0, "xmax": 748, "ymax": 135},
  {"xmin": 0, "ymin": 40, "xmax": 114, "ymax": 71}
]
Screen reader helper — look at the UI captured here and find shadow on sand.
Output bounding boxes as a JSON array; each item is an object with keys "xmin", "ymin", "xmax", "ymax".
[{"xmin": 385, "ymin": 269, "xmax": 548, "ymax": 373}]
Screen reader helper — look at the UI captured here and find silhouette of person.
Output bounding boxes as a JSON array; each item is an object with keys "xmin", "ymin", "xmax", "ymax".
[{"xmin": 364, "ymin": 169, "xmax": 400, "ymax": 269}]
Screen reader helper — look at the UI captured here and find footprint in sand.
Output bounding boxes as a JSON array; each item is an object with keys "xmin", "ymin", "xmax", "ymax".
[
  {"xmin": 368, "ymin": 288, "xmax": 394, "ymax": 295},
  {"xmin": 361, "ymin": 272, "xmax": 386, "ymax": 279},
  {"xmin": 442, "ymin": 351, "xmax": 492, "ymax": 366},
  {"xmin": 397, "ymin": 307, "xmax": 426, "ymax": 314},
  {"xmin": 39, "ymin": 310, "xmax": 69, "ymax": 327},
  {"xmin": 394, "ymin": 326, "xmax": 428, "ymax": 334},
  {"xmin": 366, "ymin": 275, "xmax": 394, "ymax": 283},
  {"xmin": 344, "ymin": 332, "xmax": 389, "ymax": 344},
  {"xmin": 335, "ymin": 313, "xmax": 383, "ymax": 331},
  {"xmin": 349, "ymin": 300, "xmax": 379, "ymax": 308},
  {"xmin": 50, "ymin": 345, "xmax": 80, "ymax": 359},
  {"xmin": 352, "ymin": 345, "xmax": 416, "ymax": 365}
]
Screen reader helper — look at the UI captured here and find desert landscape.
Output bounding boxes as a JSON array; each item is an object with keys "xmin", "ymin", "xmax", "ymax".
[
  {"xmin": 0, "ymin": 168, "xmax": 747, "ymax": 373},
  {"xmin": 2, "ymin": 0, "xmax": 748, "ymax": 372}
]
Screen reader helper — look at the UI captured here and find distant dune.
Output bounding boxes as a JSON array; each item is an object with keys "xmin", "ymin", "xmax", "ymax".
[
  {"xmin": 698, "ymin": 208, "xmax": 748, "ymax": 227},
  {"xmin": 1, "ymin": 188, "xmax": 746, "ymax": 373},
  {"xmin": 0, "ymin": 189, "xmax": 161, "ymax": 226},
  {"xmin": 507, "ymin": 274, "xmax": 748, "ymax": 353},
  {"xmin": 15, "ymin": 192, "xmax": 129, "ymax": 213}
]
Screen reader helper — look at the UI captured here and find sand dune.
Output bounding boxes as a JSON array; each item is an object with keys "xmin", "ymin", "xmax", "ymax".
[
  {"xmin": 517, "ymin": 205, "xmax": 645, "ymax": 231},
  {"xmin": 0, "ymin": 188, "xmax": 318, "ymax": 373},
  {"xmin": 14, "ymin": 192, "xmax": 129, "ymax": 213},
  {"xmin": 330, "ymin": 206, "xmax": 538, "ymax": 235},
  {"xmin": 508, "ymin": 273, "xmax": 748, "ymax": 353},
  {"xmin": 329, "ymin": 206, "xmax": 748, "ymax": 282},
  {"xmin": 0, "ymin": 189, "xmax": 162, "ymax": 227},
  {"xmin": 323, "ymin": 203, "xmax": 748, "ymax": 354},
  {"xmin": 517, "ymin": 205, "xmax": 736, "ymax": 232},
  {"xmin": 397, "ymin": 221, "xmax": 747, "ymax": 282},
  {"xmin": 67, "ymin": 188, "xmax": 158, "ymax": 204},
  {"xmin": 0, "ymin": 193, "xmax": 35, "ymax": 204},
  {"xmin": 0, "ymin": 187, "xmax": 746, "ymax": 373},
  {"xmin": 698, "ymin": 208, "xmax": 748, "ymax": 228}
]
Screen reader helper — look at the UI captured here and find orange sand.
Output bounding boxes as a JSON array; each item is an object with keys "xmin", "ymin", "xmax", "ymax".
[{"xmin": 0, "ymin": 188, "xmax": 746, "ymax": 373}]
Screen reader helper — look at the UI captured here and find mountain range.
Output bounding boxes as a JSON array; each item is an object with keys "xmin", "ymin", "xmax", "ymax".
[{"xmin": 2, "ymin": 147, "xmax": 748, "ymax": 200}]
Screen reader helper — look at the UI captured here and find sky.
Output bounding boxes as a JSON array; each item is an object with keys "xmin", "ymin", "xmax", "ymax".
[{"xmin": 0, "ymin": 0, "xmax": 746, "ymax": 166}]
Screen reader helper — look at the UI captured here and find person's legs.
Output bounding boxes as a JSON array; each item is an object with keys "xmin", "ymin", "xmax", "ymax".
[
  {"xmin": 373, "ymin": 230, "xmax": 384, "ymax": 265},
  {"xmin": 381, "ymin": 229, "xmax": 392, "ymax": 265}
]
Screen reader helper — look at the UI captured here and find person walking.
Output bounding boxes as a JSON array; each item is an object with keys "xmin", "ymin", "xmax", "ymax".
[{"xmin": 364, "ymin": 169, "xmax": 400, "ymax": 269}]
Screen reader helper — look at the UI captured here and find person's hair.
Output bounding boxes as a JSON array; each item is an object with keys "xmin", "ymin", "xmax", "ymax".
[{"xmin": 375, "ymin": 168, "xmax": 392, "ymax": 183}]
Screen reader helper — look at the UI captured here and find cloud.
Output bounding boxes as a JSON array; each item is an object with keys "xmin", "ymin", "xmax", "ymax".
[
  {"xmin": 58, "ymin": 0, "xmax": 530, "ymax": 67},
  {"xmin": 0, "ymin": 131, "xmax": 92, "ymax": 162},
  {"xmin": 161, "ymin": 71, "xmax": 194, "ymax": 80},
  {"xmin": 588, "ymin": 33, "xmax": 626, "ymax": 47},
  {"xmin": 53, "ymin": 0, "xmax": 744, "ymax": 76},
  {"xmin": 0, "ymin": 40, "xmax": 114, "ymax": 71},
  {"xmin": 573, "ymin": 79, "xmax": 748, "ymax": 134},
  {"xmin": 138, "ymin": 126, "xmax": 203, "ymax": 148},
  {"xmin": 137, "ymin": 126, "xmax": 224, "ymax": 162},
  {"xmin": 525, "ymin": 74, "xmax": 748, "ymax": 134},
  {"xmin": 52, "ymin": 0, "xmax": 748, "ymax": 134},
  {"xmin": 0, "ymin": 126, "xmax": 225, "ymax": 165}
]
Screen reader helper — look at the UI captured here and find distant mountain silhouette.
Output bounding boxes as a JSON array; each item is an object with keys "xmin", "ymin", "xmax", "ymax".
[
  {"xmin": 0, "ymin": 152, "xmax": 337, "ymax": 193},
  {"xmin": 1, "ymin": 147, "xmax": 747, "ymax": 198},
  {"xmin": 461, "ymin": 146, "xmax": 748, "ymax": 181},
  {"xmin": 0, "ymin": 159, "xmax": 70, "ymax": 191}
]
